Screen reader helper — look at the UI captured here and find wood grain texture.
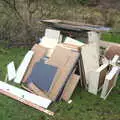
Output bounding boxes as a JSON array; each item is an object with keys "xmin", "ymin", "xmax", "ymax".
[
  {"xmin": 61, "ymin": 74, "xmax": 80, "ymax": 101},
  {"xmin": 22, "ymin": 44, "xmax": 47, "ymax": 83}
]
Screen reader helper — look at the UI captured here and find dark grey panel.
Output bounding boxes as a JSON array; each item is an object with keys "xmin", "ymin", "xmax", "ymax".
[{"xmin": 28, "ymin": 59, "xmax": 57, "ymax": 92}]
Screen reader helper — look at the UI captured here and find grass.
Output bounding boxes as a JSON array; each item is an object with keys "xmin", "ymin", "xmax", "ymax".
[
  {"xmin": 0, "ymin": 36, "xmax": 120, "ymax": 120},
  {"xmin": 102, "ymin": 32, "xmax": 120, "ymax": 43}
]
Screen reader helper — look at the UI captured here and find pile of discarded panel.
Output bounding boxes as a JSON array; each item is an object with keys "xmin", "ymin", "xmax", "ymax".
[{"xmin": 0, "ymin": 28, "xmax": 119, "ymax": 115}]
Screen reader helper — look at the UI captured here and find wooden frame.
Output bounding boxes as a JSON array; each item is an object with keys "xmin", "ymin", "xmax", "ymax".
[
  {"xmin": 101, "ymin": 66, "xmax": 120, "ymax": 100},
  {"xmin": 88, "ymin": 63, "xmax": 109, "ymax": 95}
]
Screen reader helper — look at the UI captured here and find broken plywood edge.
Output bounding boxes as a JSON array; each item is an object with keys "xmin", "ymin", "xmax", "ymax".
[
  {"xmin": 27, "ymin": 82, "xmax": 49, "ymax": 99},
  {"xmin": 61, "ymin": 74, "xmax": 80, "ymax": 101},
  {"xmin": 101, "ymin": 66, "xmax": 120, "ymax": 100}
]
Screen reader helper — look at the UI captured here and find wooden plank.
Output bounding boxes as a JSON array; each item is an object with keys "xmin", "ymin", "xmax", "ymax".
[
  {"xmin": 81, "ymin": 43, "xmax": 99, "ymax": 85},
  {"xmin": 64, "ymin": 37, "xmax": 85, "ymax": 47},
  {"xmin": 7, "ymin": 61, "xmax": 16, "ymax": 81},
  {"xmin": 100, "ymin": 41, "xmax": 120, "ymax": 48},
  {"xmin": 101, "ymin": 66, "xmax": 120, "ymax": 99},
  {"xmin": 22, "ymin": 44, "xmax": 47, "ymax": 83},
  {"xmin": 0, "ymin": 89, "xmax": 54, "ymax": 116},
  {"xmin": 61, "ymin": 74, "xmax": 80, "ymax": 101},
  {"xmin": 14, "ymin": 51, "xmax": 34, "ymax": 83},
  {"xmin": 0, "ymin": 81, "xmax": 51, "ymax": 108}
]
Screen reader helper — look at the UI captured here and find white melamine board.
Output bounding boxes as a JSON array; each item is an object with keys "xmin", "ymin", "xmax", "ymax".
[
  {"xmin": 81, "ymin": 43, "xmax": 99, "ymax": 84},
  {"xmin": 88, "ymin": 70, "xmax": 100, "ymax": 95},
  {"xmin": 7, "ymin": 61, "xmax": 16, "ymax": 81},
  {"xmin": 14, "ymin": 51, "xmax": 34, "ymax": 83},
  {"xmin": 40, "ymin": 37, "xmax": 59, "ymax": 49},
  {"xmin": 88, "ymin": 31, "xmax": 100, "ymax": 44},
  {"xmin": 64, "ymin": 37, "xmax": 85, "ymax": 47},
  {"xmin": 45, "ymin": 29, "xmax": 60, "ymax": 40},
  {"xmin": 0, "ymin": 81, "xmax": 51, "ymax": 108}
]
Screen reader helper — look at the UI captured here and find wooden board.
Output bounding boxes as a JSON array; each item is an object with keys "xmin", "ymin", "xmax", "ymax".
[
  {"xmin": 22, "ymin": 44, "xmax": 47, "ymax": 83},
  {"xmin": 47, "ymin": 45, "xmax": 80, "ymax": 101},
  {"xmin": 81, "ymin": 43, "xmax": 99, "ymax": 85},
  {"xmin": 61, "ymin": 74, "xmax": 80, "ymax": 101},
  {"xmin": 7, "ymin": 61, "xmax": 16, "ymax": 81},
  {"xmin": 0, "ymin": 81, "xmax": 51, "ymax": 108},
  {"xmin": 14, "ymin": 51, "xmax": 34, "ymax": 83}
]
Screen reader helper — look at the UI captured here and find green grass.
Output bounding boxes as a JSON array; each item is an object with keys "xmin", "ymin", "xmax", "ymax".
[
  {"xmin": 0, "ymin": 44, "xmax": 120, "ymax": 120},
  {"xmin": 102, "ymin": 32, "xmax": 120, "ymax": 43}
]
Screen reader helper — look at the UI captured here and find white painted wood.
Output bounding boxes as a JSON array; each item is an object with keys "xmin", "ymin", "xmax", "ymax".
[
  {"xmin": 101, "ymin": 66, "xmax": 120, "ymax": 99},
  {"xmin": 0, "ymin": 81, "xmax": 51, "ymax": 108},
  {"xmin": 45, "ymin": 29, "xmax": 60, "ymax": 40},
  {"xmin": 81, "ymin": 43, "xmax": 99, "ymax": 85},
  {"xmin": 40, "ymin": 29, "xmax": 61, "ymax": 49},
  {"xmin": 88, "ymin": 70, "xmax": 100, "ymax": 95},
  {"xmin": 110, "ymin": 55, "xmax": 119, "ymax": 66},
  {"xmin": 88, "ymin": 63, "xmax": 109, "ymax": 95},
  {"xmin": 14, "ymin": 51, "xmax": 34, "ymax": 83},
  {"xmin": 88, "ymin": 31, "xmax": 100, "ymax": 44},
  {"xmin": 64, "ymin": 37, "xmax": 85, "ymax": 47},
  {"xmin": 40, "ymin": 37, "xmax": 58, "ymax": 49},
  {"xmin": 7, "ymin": 61, "xmax": 16, "ymax": 81}
]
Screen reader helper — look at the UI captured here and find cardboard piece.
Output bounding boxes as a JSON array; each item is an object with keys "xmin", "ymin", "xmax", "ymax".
[
  {"xmin": 28, "ymin": 60, "xmax": 58, "ymax": 92},
  {"xmin": 61, "ymin": 74, "xmax": 80, "ymax": 101},
  {"xmin": 22, "ymin": 44, "xmax": 47, "ymax": 83},
  {"xmin": 7, "ymin": 61, "xmax": 16, "ymax": 81},
  {"xmin": 14, "ymin": 51, "xmax": 34, "ymax": 83},
  {"xmin": 101, "ymin": 66, "xmax": 120, "ymax": 99}
]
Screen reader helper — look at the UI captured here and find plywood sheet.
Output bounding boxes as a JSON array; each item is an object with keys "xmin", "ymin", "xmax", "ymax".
[
  {"xmin": 22, "ymin": 44, "xmax": 47, "ymax": 83},
  {"xmin": 61, "ymin": 74, "xmax": 80, "ymax": 101},
  {"xmin": 27, "ymin": 82, "xmax": 49, "ymax": 99},
  {"xmin": 47, "ymin": 45, "xmax": 80, "ymax": 101}
]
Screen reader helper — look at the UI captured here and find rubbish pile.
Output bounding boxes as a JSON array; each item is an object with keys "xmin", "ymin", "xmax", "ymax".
[{"xmin": 0, "ymin": 27, "xmax": 119, "ymax": 116}]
